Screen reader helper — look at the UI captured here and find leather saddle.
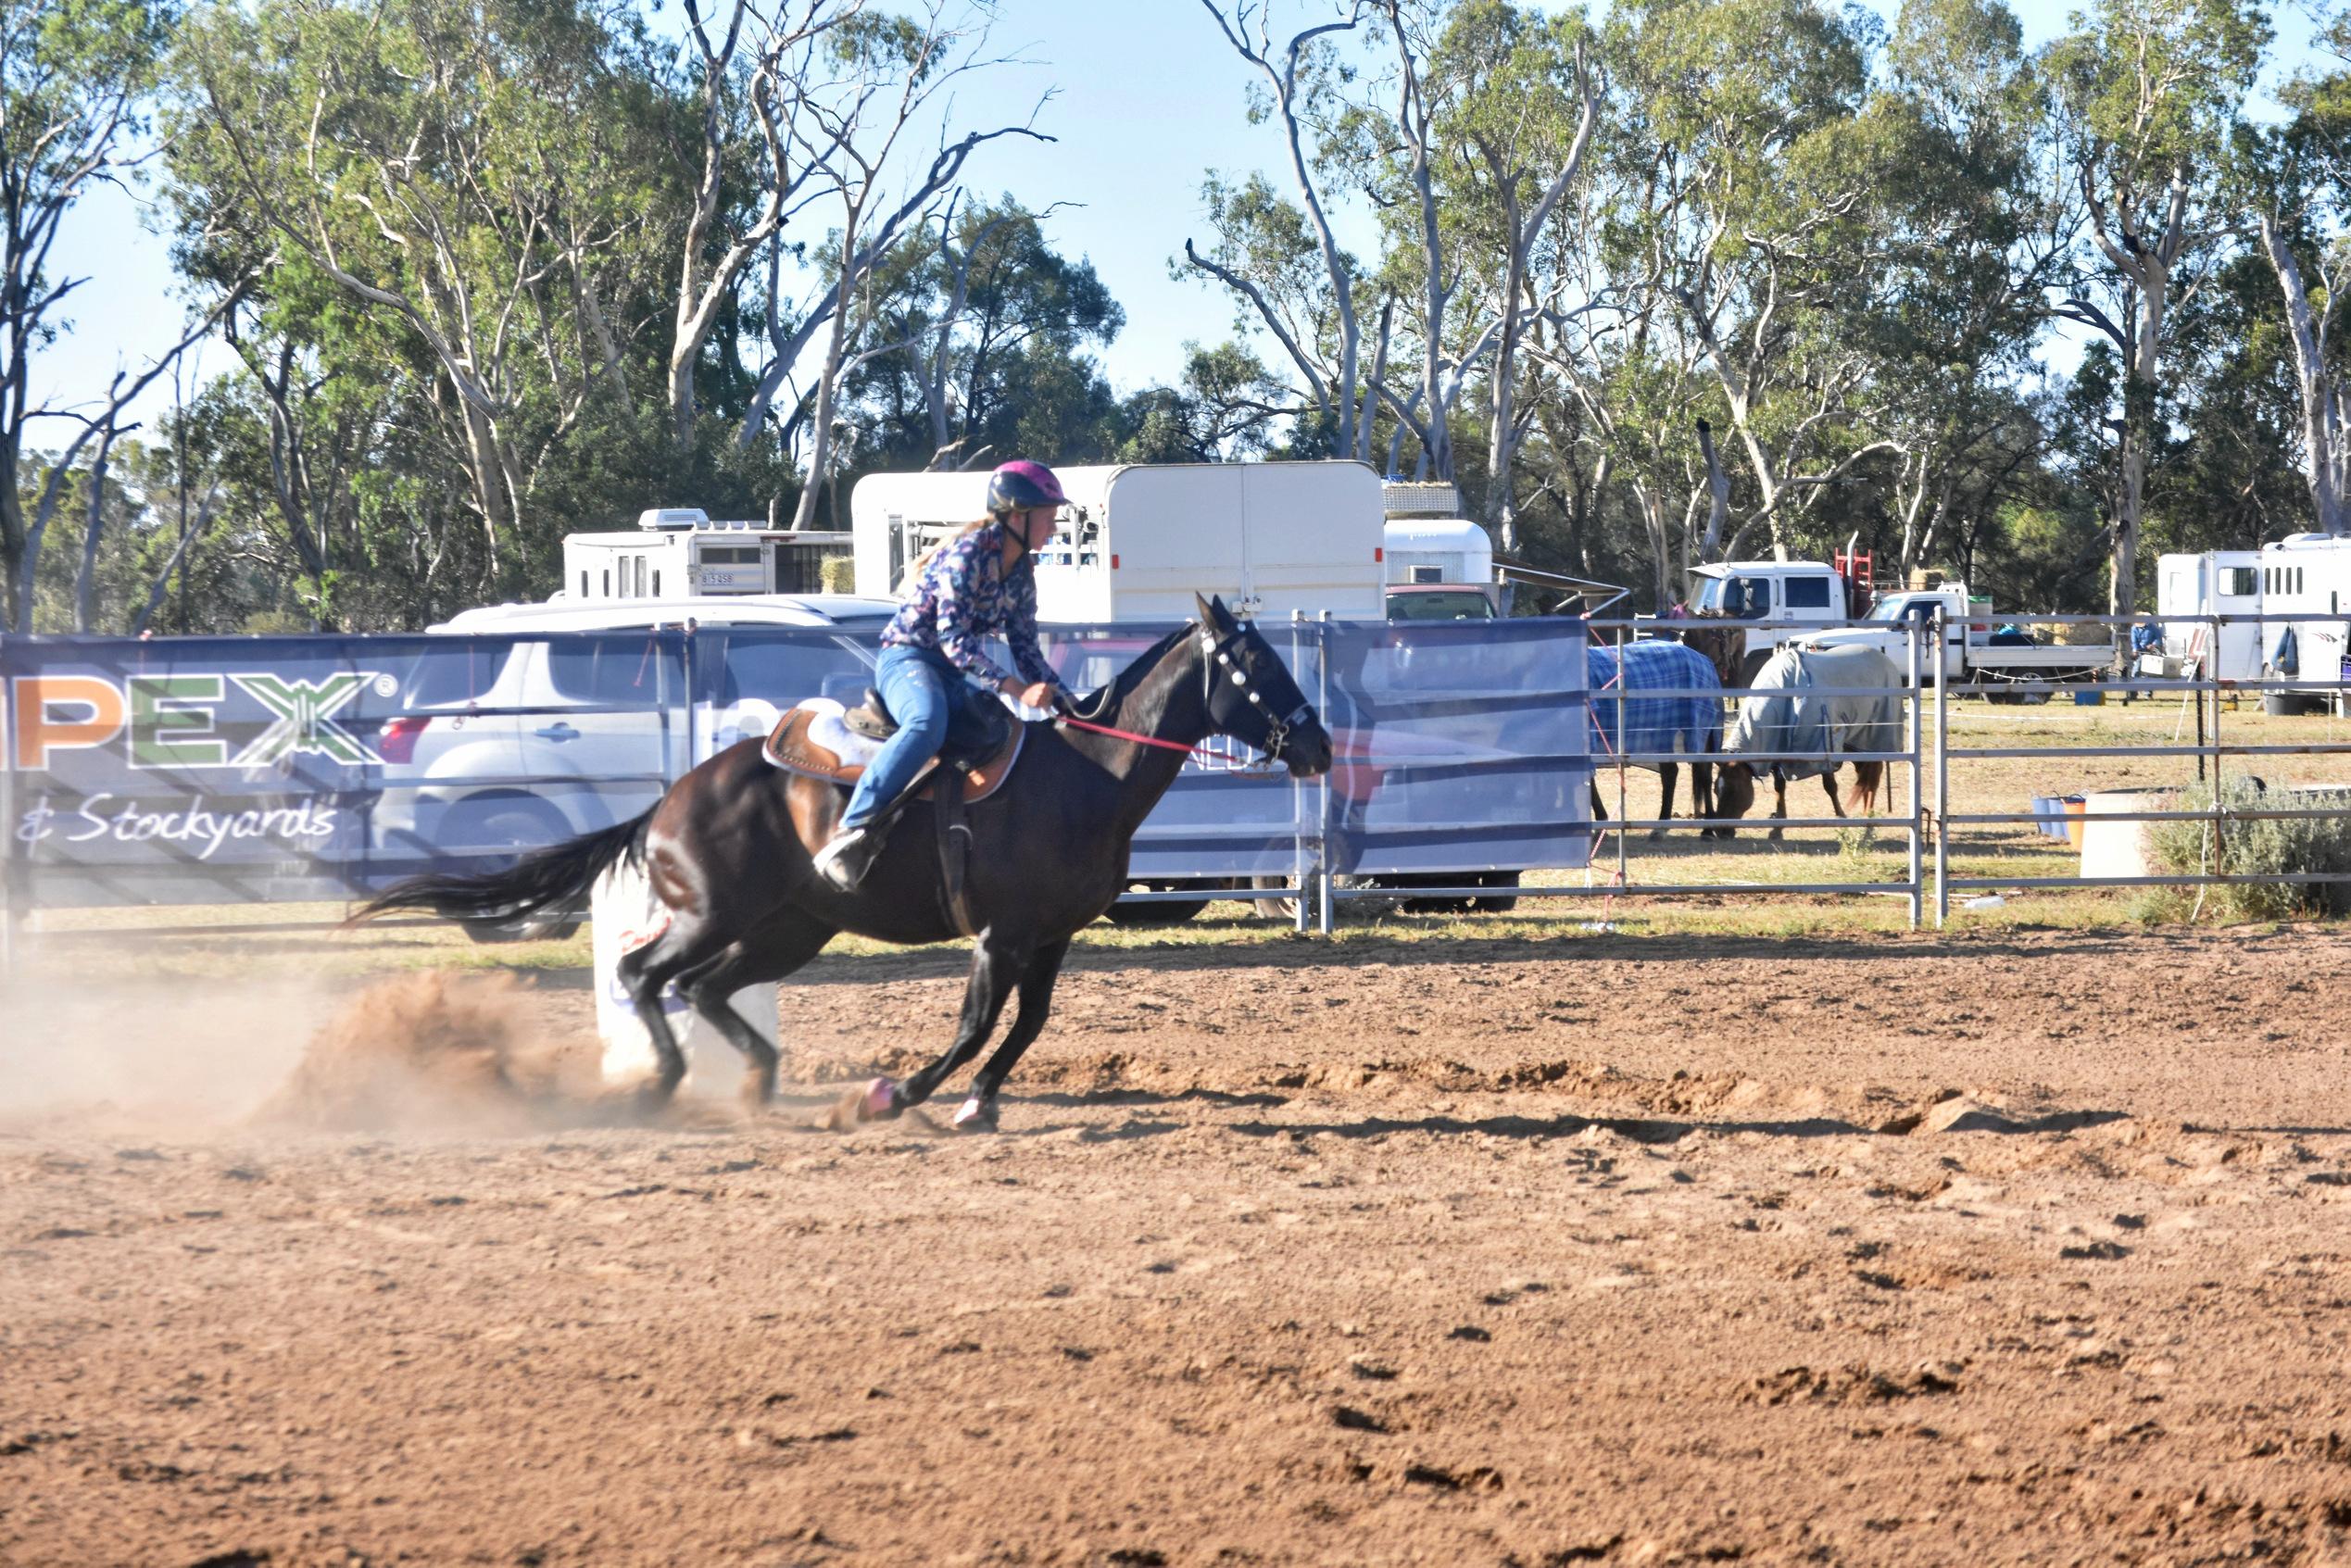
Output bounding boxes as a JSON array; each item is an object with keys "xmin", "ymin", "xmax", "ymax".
[{"xmin": 764, "ymin": 688, "xmax": 1024, "ymax": 805}]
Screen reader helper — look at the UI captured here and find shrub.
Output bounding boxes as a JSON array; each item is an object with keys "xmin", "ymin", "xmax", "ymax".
[{"xmin": 2146, "ymin": 774, "xmax": 2351, "ymax": 920}]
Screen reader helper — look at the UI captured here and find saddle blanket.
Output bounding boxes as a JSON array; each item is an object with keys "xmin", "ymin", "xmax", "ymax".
[{"xmin": 762, "ymin": 697, "xmax": 1023, "ymax": 804}]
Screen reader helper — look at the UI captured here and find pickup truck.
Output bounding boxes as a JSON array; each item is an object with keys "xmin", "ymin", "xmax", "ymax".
[
  {"xmin": 1804, "ymin": 586, "xmax": 2116, "ymax": 690},
  {"xmin": 1688, "ymin": 561, "xmax": 1853, "ymax": 682}
]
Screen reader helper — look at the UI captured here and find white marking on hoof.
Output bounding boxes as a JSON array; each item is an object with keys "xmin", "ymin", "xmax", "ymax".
[
  {"xmin": 860, "ymin": 1077, "xmax": 901, "ymax": 1121},
  {"xmin": 951, "ymin": 1097, "xmax": 996, "ymax": 1132}
]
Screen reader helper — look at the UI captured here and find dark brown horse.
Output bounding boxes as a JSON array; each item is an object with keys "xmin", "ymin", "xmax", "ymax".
[{"xmin": 352, "ymin": 596, "xmax": 1332, "ymax": 1131}]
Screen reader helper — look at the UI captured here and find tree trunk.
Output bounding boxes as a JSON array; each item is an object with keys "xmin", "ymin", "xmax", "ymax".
[
  {"xmin": 791, "ymin": 262, "xmax": 859, "ymax": 532},
  {"xmin": 2258, "ymin": 214, "xmax": 2350, "ymax": 535}
]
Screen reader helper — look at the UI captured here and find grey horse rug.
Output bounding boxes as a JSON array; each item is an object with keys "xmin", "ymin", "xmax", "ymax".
[{"xmin": 1727, "ymin": 644, "xmax": 1903, "ymax": 781}]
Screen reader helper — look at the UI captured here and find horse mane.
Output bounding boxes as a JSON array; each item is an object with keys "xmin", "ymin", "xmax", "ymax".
[{"xmin": 1064, "ymin": 621, "xmax": 1197, "ymax": 724}]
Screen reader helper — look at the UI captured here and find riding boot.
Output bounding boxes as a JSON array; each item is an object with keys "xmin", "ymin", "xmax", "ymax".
[{"xmin": 813, "ymin": 820, "xmax": 889, "ymax": 890}]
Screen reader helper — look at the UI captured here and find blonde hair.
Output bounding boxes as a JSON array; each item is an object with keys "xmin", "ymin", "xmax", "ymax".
[{"xmin": 898, "ymin": 516, "xmax": 999, "ymax": 596}]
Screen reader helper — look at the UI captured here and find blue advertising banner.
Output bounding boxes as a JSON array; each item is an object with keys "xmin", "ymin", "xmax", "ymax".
[
  {"xmin": 1, "ymin": 617, "xmax": 1590, "ymax": 911},
  {"xmin": 1320, "ymin": 617, "xmax": 1591, "ymax": 878}
]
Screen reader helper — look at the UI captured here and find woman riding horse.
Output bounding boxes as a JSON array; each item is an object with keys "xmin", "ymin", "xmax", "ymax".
[
  {"xmin": 350, "ymin": 491, "xmax": 1334, "ymax": 1130},
  {"xmin": 813, "ymin": 459, "xmax": 1075, "ymax": 890}
]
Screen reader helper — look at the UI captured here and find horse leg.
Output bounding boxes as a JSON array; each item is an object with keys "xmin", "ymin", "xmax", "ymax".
[
  {"xmin": 1823, "ymin": 771, "xmax": 1849, "ymax": 822},
  {"xmin": 614, "ymin": 930, "xmax": 698, "ymax": 1107},
  {"xmin": 954, "ymin": 936, "xmax": 1075, "ymax": 1133},
  {"xmin": 673, "ymin": 908, "xmax": 837, "ymax": 1105},
  {"xmin": 1653, "ymin": 763, "xmax": 1678, "ymax": 841},
  {"xmin": 1768, "ymin": 766, "xmax": 1789, "ymax": 844},
  {"xmin": 866, "ymin": 933, "xmax": 1032, "ymax": 1119}
]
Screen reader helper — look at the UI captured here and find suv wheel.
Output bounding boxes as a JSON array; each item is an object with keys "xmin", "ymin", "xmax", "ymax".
[{"xmin": 441, "ymin": 794, "xmax": 585, "ymax": 944}]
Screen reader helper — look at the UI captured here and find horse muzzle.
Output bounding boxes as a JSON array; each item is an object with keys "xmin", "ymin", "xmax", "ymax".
[{"xmin": 1279, "ymin": 718, "xmax": 1334, "ymax": 778}]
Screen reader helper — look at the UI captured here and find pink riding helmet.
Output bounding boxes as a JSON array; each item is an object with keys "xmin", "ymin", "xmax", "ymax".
[{"xmin": 987, "ymin": 459, "xmax": 1066, "ymax": 517}]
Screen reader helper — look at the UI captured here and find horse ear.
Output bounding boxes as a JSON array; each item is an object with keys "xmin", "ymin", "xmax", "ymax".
[
  {"xmin": 1208, "ymin": 594, "xmax": 1237, "ymax": 631},
  {"xmin": 1194, "ymin": 592, "xmax": 1217, "ymax": 628}
]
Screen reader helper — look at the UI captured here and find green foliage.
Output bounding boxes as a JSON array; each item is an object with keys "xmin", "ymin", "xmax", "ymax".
[{"xmin": 2147, "ymin": 774, "xmax": 2351, "ymax": 920}]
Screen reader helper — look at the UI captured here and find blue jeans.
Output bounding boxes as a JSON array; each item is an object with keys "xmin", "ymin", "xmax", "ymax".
[{"xmin": 840, "ymin": 645, "xmax": 994, "ymax": 832}]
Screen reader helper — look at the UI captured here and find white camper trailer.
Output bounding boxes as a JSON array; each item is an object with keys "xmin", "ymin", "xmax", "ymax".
[
  {"xmin": 561, "ymin": 508, "xmax": 853, "ymax": 602},
  {"xmin": 2155, "ymin": 551, "xmax": 2264, "ymax": 682},
  {"xmin": 849, "ymin": 461, "xmax": 1388, "ymax": 622},
  {"xmin": 1379, "ymin": 482, "xmax": 1502, "ymax": 618},
  {"xmin": 2257, "ymin": 533, "xmax": 2351, "ymax": 712}
]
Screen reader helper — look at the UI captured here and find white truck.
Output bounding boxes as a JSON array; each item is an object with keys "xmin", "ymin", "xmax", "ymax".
[
  {"xmin": 849, "ymin": 460, "xmax": 1389, "ymax": 622},
  {"xmin": 2257, "ymin": 532, "xmax": 2351, "ymax": 713},
  {"xmin": 1804, "ymin": 584, "xmax": 2116, "ymax": 690},
  {"xmin": 2156, "ymin": 550, "xmax": 2265, "ymax": 684},
  {"xmin": 1687, "ymin": 560, "xmax": 1860, "ymax": 681}
]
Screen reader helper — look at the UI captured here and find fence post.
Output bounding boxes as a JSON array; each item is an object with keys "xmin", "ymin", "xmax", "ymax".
[
  {"xmin": 1614, "ymin": 621, "xmax": 1628, "ymax": 888},
  {"xmin": 0, "ymin": 649, "xmax": 17, "ymax": 975},
  {"xmin": 679, "ymin": 621, "xmax": 698, "ymax": 776},
  {"xmin": 1292, "ymin": 610, "xmax": 1311, "ymax": 936},
  {"xmin": 2208, "ymin": 611, "xmax": 2225, "ymax": 869},
  {"xmin": 1933, "ymin": 607, "xmax": 1950, "ymax": 928},
  {"xmin": 1317, "ymin": 609, "xmax": 1335, "ymax": 936},
  {"xmin": 1906, "ymin": 610, "xmax": 1923, "ymax": 931}
]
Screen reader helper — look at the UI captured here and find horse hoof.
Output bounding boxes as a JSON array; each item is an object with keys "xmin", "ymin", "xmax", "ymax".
[
  {"xmin": 950, "ymin": 1097, "xmax": 998, "ymax": 1134},
  {"xmin": 858, "ymin": 1077, "xmax": 904, "ymax": 1122}
]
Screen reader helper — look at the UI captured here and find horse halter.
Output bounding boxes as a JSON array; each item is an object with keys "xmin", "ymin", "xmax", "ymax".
[{"xmin": 1199, "ymin": 622, "xmax": 1314, "ymax": 764}]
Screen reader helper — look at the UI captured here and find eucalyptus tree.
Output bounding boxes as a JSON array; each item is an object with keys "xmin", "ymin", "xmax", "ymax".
[
  {"xmin": 1607, "ymin": 0, "xmax": 1898, "ymax": 565},
  {"xmin": 170, "ymin": 0, "xmax": 681, "ymax": 573},
  {"xmin": 664, "ymin": 0, "xmax": 866, "ymax": 447},
  {"xmin": 1, "ymin": 0, "xmax": 176, "ymax": 629},
  {"xmin": 2048, "ymin": 0, "xmax": 2269, "ymax": 613},
  {"xmin": 771, "ymin": 4, "xmax": 1052, "ymax": 527},
  {"xmin": 1418, "ymin": 0, "xmax": 1597, "ymax": 552},
  {"xmin": 1856, "ymin": 0, "xmax": 2067, "ymax": 580},
  {"xmin": 841, "ymin": 197, "xmax": 1122, "ymax": 472},
  {"xmin": 1113, "ymin": 342, "xmax": 1292, "ymax": 463},
  {"xmin": 1514, "ymin": 15, "xmax": 1724, "ymax": 606},
  {"xmin": 1189, "ymin": 0, "xmax": 1383, "ymax": 462},
  {"xmin": 1338, "ymin": 0, "xmax": 1599, "ymax": 546},
  {"xmin": 2244, "ymin": 9, "xmax": 2351, "ymax": 534}
]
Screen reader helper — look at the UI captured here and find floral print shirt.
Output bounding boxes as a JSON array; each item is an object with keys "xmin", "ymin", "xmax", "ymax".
[{"xmin": 882, "ymin": 521, "xmax": 1062, "ymax": 691}]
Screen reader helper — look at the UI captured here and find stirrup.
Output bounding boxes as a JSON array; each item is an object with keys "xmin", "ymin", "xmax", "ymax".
[{"xmin": 813, "ymin": 824, "xmax": 884, "ymax": 890}]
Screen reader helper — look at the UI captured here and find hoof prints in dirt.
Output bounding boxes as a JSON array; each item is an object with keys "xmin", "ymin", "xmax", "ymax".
[{"xmin": 1743, "ymin": 1362, "xmax": 1966, "ymax": 1406}]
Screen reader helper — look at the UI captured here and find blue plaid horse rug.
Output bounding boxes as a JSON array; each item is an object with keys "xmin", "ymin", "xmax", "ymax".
[{"xmin": 1587, "ymin": 638, "xmax": 1728, "ymax": 838}]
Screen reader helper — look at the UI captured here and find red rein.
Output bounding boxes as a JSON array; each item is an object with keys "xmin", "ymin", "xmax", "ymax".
[{"xmin": 1051, "ymin": 715, "xmax": 1206, "ymax": 756}]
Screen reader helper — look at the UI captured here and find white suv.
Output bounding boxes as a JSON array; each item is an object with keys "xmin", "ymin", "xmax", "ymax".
[{"xmin": 371, "ymin": 594, "xmax": 896, "ymax": 940}]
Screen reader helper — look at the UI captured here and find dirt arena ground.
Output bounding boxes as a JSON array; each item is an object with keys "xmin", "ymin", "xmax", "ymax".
[{"xmin": 6, "ymin": 925, "xmax": 2351, "ymax": 1566}]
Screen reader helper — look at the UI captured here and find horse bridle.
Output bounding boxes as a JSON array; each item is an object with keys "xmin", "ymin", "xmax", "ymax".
[{"xmin": 1200, "ymin": 622, "xmax": 1315, "ymax": 764}]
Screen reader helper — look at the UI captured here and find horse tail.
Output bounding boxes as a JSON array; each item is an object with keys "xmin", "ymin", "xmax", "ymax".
[
  {"xmin": 346, "ymin": 808, "xmax": 653, "ymax": 929},
  {"xmin": 1843, "ymin": 761, "xmax": 1884, "ymax": 816}
]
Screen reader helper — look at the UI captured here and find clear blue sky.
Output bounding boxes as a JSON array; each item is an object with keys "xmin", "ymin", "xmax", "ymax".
[{"xmin": 31, "ymin": 0, "xmax": 2322, "ymax": 429}]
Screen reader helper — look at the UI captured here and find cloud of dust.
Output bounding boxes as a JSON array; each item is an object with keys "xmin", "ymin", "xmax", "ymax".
[
  {"xmin": 0, "ymin": 960, "xmax": 336, "ymax": 1132},
  {"xmin": 255, "ymin": 971, "xmax": 602, "ymax": 1134},
  {"xmin": 0, "ymin": 961, "xmax": 610, "ymax": 1137}
]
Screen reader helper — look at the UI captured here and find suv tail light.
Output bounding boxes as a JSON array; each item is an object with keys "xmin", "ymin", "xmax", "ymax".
[
  {"xmin": 1969, "ymin": 622, "xmax": 1989, "ymax": 633},
  {"xmin": 379, "ymin": 715, "xmax": 430, "ymax": 763}
]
